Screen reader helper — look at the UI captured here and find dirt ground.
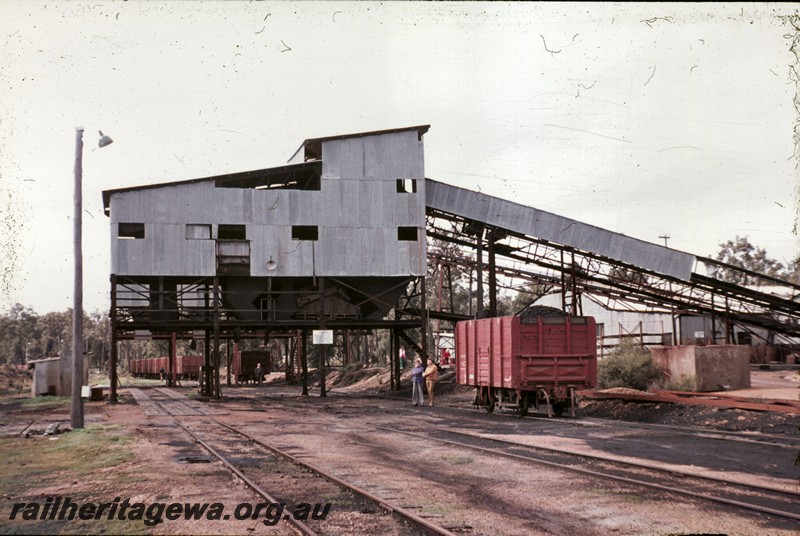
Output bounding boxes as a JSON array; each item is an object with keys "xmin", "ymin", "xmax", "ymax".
[
  {"xmin": 1, "ymin": 364, "xmax": 799, "ymax": 535},
  {"xmin": 579, "ymin": 368, "xmax": 800, "ymax": 435}
]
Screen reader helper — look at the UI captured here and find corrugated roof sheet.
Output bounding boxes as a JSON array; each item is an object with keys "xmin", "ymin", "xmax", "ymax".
[{"xmin": 425, "ymin": 179, "xmax": 694, "ymax": 281}]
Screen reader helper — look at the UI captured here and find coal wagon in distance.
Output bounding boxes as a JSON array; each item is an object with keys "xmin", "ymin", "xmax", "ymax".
[{"xmin": 455, "ymin": 307, "xmax": 598, "ymax": 417}]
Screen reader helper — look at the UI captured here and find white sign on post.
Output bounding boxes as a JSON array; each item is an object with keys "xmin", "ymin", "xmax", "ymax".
[{"xmin": 313, "ymin": 330, "xmax": 334, "ymax": 345}]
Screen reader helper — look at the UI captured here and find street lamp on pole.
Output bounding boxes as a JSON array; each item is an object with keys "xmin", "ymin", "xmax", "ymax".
[{"xmin": 72, "ymin": 127, "xmax": 113, "ymax": 430}]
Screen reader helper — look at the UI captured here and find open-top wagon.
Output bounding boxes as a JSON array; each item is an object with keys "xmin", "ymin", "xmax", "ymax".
[{"xmin": 455, "ymin": 307, "xmax": 597, "ymax": 417}]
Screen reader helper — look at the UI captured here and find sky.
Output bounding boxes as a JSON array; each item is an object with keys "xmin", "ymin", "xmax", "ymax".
[{"xmin": 1, "ymin": 1, "xmax": 799, "ymax": 315}]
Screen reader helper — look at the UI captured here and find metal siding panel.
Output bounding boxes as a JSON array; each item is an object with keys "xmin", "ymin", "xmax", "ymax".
[
  {"xmin": 383, "ymin": 228, "xmax": 396, "ymax": 275},
  {"xmin": 321, "ymin": 140, "xmax": 341, "ymax": 179},
  {"xmin": 152, "ymin": 187, "xmax": 178, "ymax": 223},
  {"xmin": 291, "ymin": 190, "xmax": 322, "ymax": 225},
  {"xmin": 357, "ymin": 181, "xmax": 371, "ymax": 227},
  {"xmin": 281, "ymin": 232, "xmax": 311, "ymax": 276},
  {"xmin": 365, "ymin": 228, "xmax": 379, "ymax": 274},
  {"xmin": 363, "ymin": 135, "xmax": 386, "ymax": 180},
  {"xmin": 216, "ymin": 188, "xmax": 246, "ymax": 223},
  {"xmin": 198, "ymin": 181, "xmax": 216, "ymax": 219},
  {"xmin": 321, "ymin": 179, "xmax": 344, "ymax": 227},
  {"xmin": 416, "ymin": 178, "xmax": 427, "ymax": 224},
  {"xmin": 249, "ymin": 225, "xmax": 266, "ymax": 277},
  {"xmin": 325, "ymin": 229, "xmax": 349, "ymax": 275},
  {"xmin": 334, "ymin": 139, "xmax": 364, "ymax": 181},
  {"xmin": 379, "ymin": 181, "xmax": 393, "ymax": 227},
  {"xmin": 110, "ymin": 225, "xmax": 119, "ymax": 274},
  {"xmin": 340, "ymin": 180, "xmax": 359, "ymax": 228},
  {"xmin": 253, "ymin": 190, "xmax": 289, "ymax": 225}
]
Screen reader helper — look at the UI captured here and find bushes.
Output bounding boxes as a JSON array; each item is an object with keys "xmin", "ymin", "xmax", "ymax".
[{"xmin": 598, "ymin": 341, "xmax": 661, "ymax": 391}]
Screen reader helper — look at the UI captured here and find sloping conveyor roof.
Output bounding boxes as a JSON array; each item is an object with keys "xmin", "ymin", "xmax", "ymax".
[{"xmin": 425, "ymin": 178, "xmax": 695, "ymax": 282}]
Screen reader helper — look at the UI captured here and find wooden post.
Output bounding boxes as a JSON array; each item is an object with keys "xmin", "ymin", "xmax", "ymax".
[
  {"xmin": 71, "ymin": 127, "xmax": 85, "ymax": 429},
  {"xmin": 488, "ymin": 228, "xmax": 497, "ymax": 318},
  {"xmin": 476, "ymin": 230, "xmax": 484, "ymax": 319},
  {"xmin": 300, "ymin": 329, "xmax": 309, "ymax": 396},
  {"xmin": 109, "ymin": 275, "xmax": 118, "ymax": 404},
  {"xmin": 319, "ymin": 277, "xmax": 327, "ymax": 397},
  {"xmin": 226, "ymin": 339, "xmax": 231, "ymax": 385},
  {"xmin": 169, "ymin": 331, "xmax": 176, "ymax": 386},
  {"xmin": 213, "ymin": 277, "xmax": 221, "ymax": 398}
]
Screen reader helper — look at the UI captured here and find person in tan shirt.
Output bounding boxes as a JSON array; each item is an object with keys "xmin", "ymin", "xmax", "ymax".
[{"xmin": 422, "ymin": 358, "xmax": 439, "ymax": 406}]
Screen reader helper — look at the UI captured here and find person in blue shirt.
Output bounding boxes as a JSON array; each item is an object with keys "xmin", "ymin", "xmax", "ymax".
[{"xmin": 411, "ymin": 358, "xmax": 425, "ymax": 406}]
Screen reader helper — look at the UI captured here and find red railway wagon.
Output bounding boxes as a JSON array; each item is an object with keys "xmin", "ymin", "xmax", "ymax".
[
  {"xmin": 129, "ymin": 350, "xmax": 269, "ymax": 383},
  {"xmin": 234, "ymin": 350, "xmax": 271, "ymax": 383},
  {"xmin": 455, "ymin": 311, "xmax": 597, "ymax": 417},
  {"xmin": 128, "ymin": 355, "xmax": 203, "ymax": 380},
  {"xmin": 178, "ymin": 355, "xmax": 203, "ymax": 380}
]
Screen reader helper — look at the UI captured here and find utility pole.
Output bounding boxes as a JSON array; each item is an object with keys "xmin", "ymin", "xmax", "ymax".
[
  {"xmin": 659, "ymin": 234, "xmax": 670, "ymax": 247},
  {"xmin": 72, "ymin": 127, "xmax": 85, "ymax": 429}
]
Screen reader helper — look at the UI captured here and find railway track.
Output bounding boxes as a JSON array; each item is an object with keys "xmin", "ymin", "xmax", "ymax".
[
  {"xmin": 573, "ymin": 415, "xmax": 800, "ymax": 450},
  {"xmin": 455, "ymin": 404, "xmax": 800, "ymax": 451},
  {"xmin": 378, "ymin": 423, "xmax": 800, "ymax": 523},
  {"xmin": 249, "ymin": 384, "xmax": 800, "ymax": 446},
  {"xmin": 139, "ymin": 388, "xmax": 458, "ymax": 536}
]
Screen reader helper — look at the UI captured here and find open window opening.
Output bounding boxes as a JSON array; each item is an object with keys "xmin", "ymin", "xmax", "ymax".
[
  {"xmin": 218, "ymin": 225, "xmax": 246, "ymax": 240},
  {"xmin": 118, "ymin": 223, "xmax": 145, "ymax": 239},
  {"xmin": 292, "ymin": 226, "xmax": 318, "ymax": 241},
  {"xmin": 396, "ymin": 179, "xmax": 417, "ymax": 193},
  {"xmin": 397, "ymin": 226, "xmax": 418, "ymax": 241},
  {"xmin": 214, "ymin": 162, "xmax": 321, "ymax": 191}
]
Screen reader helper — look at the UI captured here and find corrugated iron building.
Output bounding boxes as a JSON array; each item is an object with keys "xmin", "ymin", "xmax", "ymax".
[{"xmin": 103, "ymin": 126, "xmax": 429, "ymax": 323}]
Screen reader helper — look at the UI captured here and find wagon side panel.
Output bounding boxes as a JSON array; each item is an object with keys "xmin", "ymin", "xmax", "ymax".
[
  {"xmin": 455, "ymin": 321, "xmax": 470, "ymax": 386},
  {"xmin": 517, "ymin": 316, "xmax": 597, "ymax": 390}
]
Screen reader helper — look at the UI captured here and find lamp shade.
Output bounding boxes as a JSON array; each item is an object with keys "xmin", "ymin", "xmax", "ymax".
[{"xmin": 98, "ymin": 130, "xmax": 113, "ymax": 148}]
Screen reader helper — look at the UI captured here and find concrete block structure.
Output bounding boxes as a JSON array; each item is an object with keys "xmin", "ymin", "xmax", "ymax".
[{"xmin": 650, "ymin": 345, "xmax": 751, "ymax": 392}]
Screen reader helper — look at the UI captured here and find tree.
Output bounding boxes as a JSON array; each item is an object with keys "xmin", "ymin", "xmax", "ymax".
[
  {"xmin": 85, "ymin": 311, "xmax": 111, "ymax": 372},
  {"xmin": 0, "ymin": 304, "xmax": 40, "ymax": 364},
  {"xmin": 712, "ymin": 236, "xmax": 788, "ymax": 284},
  {"xmin": 508, "ymin": 282, "xmax": 555, "ymax": 314},
  {"xmin": 38, "ymin": 311, "xmax": 71, "ymax": 357}
]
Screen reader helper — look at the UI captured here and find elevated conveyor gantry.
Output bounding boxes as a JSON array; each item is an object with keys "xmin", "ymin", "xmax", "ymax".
[{"xmin": 424, "ymin": 179, "xmax": 800, "ymax": 339}]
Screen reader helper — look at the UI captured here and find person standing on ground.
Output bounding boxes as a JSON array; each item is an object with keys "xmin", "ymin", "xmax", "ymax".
[
  {"xmin": 254, "ymin": 363, "xmax": 264, "ymax": 387},
  {"xmin": 411, "ymin": 358, "xmax": 425, "ymax": 406},
  {"xmin": 423, "ymin": 358, "xmax": 439, "ymax": 406}
]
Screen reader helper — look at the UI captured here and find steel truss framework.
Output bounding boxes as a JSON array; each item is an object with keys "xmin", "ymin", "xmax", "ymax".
[
  {"xmin": 425, "ymin": 207, "xmax": 800, "ymax": 339},
  {"xmin": 108, "ymin": 274, "xmax": 427, "ymax": 401}
]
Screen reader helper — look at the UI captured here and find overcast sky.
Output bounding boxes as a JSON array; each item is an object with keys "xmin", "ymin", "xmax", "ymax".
[{"xmin": 2, "ymin": 1, "xmax": 799, "ymax": 314}]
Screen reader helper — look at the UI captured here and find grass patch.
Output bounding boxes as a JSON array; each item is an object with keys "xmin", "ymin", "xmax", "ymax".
[
  {"xmin": 0, "ymin": 425, "xmax": 133, "ymax": 497},
  {"xmin": 658, "ymin": 375, "xmax": 697, "ymax": 392},
  {"xmin": 0, "ymin": 424, "xmax": 145, "ymax": 534},
  {"xmin": 117, "ymin": 377, "xmax": 163, "ymax": 387},
  {"xmin": 442, "ymin": 455, "xmax": 473, "ymax": 465},
  {"xmin": 20, "ymin": 396, "xmax": 70, "ymax": 408}
]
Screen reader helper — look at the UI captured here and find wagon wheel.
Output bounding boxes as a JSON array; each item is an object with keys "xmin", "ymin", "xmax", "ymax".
[
  {"xmin": 552, "ymin": 400, "xmax": 568, "ymax": 417},
  {"xmin": 484, "ymin": 396, "xmax": 495, "ymax": 413},
  {"xmin": 518, "ymin": 395, "xmax": 529, "ymax": 417}
]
